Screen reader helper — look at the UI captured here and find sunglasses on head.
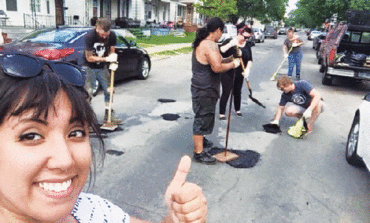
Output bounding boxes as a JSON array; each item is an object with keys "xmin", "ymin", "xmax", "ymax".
[{"xmin": 0, "ymin": 53, "xmax": 85, "ymax": 87}]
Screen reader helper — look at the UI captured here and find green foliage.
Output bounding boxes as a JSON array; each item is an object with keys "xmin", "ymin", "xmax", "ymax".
[
  {"xmin": 288, "ymin": 0, "xmax": 370, "ymax": 28},
  {"xmin": 193, "ymin": 0, "xmax": 237, "ymax": 21},
  {"xmin": 235, "ymin": 0, "xmax": 287, "ymax": 24}
]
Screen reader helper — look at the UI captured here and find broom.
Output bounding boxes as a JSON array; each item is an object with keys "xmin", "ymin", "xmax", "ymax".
[
  {"xmin": 100, "ymin": 63, "xmax": 119, "ymax": 131},
  {"xmin": 270, "ymin": 46, "xmax": 293, "ymax": 81},
  {"xmin": 240, "ymin": 59, "xmax": 266, "ymax": 108}
]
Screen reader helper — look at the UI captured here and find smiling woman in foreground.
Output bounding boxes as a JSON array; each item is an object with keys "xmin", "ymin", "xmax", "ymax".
[{"xmin": 0, "ymin": 53, "xmax": 207, "ymax": 223}]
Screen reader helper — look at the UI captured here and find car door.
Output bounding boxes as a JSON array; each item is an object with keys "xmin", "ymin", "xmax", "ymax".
[{"xmin": 113, "ymin": 31, "xmax": 141, "ymax": 81}]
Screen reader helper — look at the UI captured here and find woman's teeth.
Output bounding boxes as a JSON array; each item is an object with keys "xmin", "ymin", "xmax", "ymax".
[{"xmin": 38, "ymin": 179, "xmax": 72, "ymax": 192}]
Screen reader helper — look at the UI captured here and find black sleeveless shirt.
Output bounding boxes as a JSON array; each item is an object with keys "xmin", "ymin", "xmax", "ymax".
[{"xmin": 191, "ymin": 50, "xmax": 221, "ymax": 98}]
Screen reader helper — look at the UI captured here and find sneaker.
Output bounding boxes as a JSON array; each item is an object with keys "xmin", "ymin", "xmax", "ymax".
[
  {"xmin": 296, "ymin": 75, "xmax": 301, "ymax": 80},
  {"xmin": 236, "ymin": 111, "xmax": 242, "ymax": 116},
  {"xmin": 203, "ymin": 137, "xmax": 213, "ymax": 148},
  {"xmin": 219, "ymin": 114, "xmax": 226, "ymax": 120},
  {"xmin": 193, "ymin": 152, "xmax": 217, "ymax": 165}
]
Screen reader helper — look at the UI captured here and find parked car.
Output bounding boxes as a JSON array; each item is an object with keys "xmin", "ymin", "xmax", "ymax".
[
  {"xmin": 345, "ymin": 92, "xmax": 370, "ymax": 168},
  {"xmin": 308, "ymin": 30, "xmax": 321, "ymax": 40},
  {"xmin": 313, "ymin": 33, "xmax": 327, "ymax": 50},
  {"xmin": 114, "ymin": 17, "xmax": 141, "ymax": 28},
  {"xmin": 278, "ymin": 27, "xmax": 287, "ymax": 35},
  {"xmin": 1, "ymin": 27, "xmax": 151, "ymax": 95},
  {"xmin": 253, "ymin": 28, "xmax": 265, "ymax": 43},
  {"xmin": 218, "ymin": 23, "xmax": 237, "ymax": 43},
  {"xmin": 320, "ymin": 10, "xmax": 370, "ymax": 85},
  {"xmin": 264, "ymin": 26, "xmax": 278, "ymax": 39}
]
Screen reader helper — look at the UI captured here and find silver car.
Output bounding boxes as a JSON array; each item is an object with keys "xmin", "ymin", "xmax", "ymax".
[
  {"xmin": 346, "ymin": 93, "xmax": 370, "ymax": 168},
  {"xmin": 253, "ymin": 28, "xmax": 265, "ymax": 43}
]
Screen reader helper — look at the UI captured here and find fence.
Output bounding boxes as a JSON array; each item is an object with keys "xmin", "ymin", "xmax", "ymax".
[{"xmin": 23, "ymin": 14, "xmax": 85, "ymax": 29}]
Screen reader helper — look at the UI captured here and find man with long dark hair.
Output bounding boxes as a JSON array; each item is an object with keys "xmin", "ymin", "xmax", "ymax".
[{"xmin": 191, "ymin": 17, "xmax": 240, "ymax": 164}]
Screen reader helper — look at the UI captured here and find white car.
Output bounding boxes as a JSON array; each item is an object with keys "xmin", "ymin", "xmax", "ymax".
[
  {"xmin": 253, "ymin": 28, "xmax": 265, "ymax": 43},
  {"xmin": 308, "ymin": 30, "xmax": 322, "ymax": 40},
  {"xmin": 346, "ymin": 93, "xmax": 370, "ymax": 168},
  {"xmin": 218, "ymin": 23, "xmax": 237, "ymax": 43}
]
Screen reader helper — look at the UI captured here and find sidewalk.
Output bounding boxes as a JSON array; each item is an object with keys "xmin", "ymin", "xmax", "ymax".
[{"xmin": 144, "ymin": 42, "xmax": 192, "ymax": 55}]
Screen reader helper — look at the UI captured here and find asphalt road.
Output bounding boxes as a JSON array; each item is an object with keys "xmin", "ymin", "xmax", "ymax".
[{"xmin": 89, "ymin": 32, "xmax": 370, "ymax": 223}]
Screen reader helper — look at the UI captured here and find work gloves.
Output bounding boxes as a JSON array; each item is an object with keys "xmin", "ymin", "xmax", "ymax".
[
  {"xmin": 109, "ymin": 62, "xmax": 118, "ymax": 71},
  {"xmin": 242, "ymin": 68, "xmax": 250, "ymax": 78},
  {"xmin": 105, "ymin": 53, "xmax": 118, "ymax": 62},
  {"xmin": 270, "ymin": 119, "xmax": 279, "ymax": 125},
  {"xmin": 303, "ymin": 108, "xmax": 312, "ymax": 119},
  {"xmin": 220, "ymin": 37, "xmax": 238, "ymax": 53},
  {"xmin": 232, "ymin": 58, "xmax": 241, "ymax": 68}
]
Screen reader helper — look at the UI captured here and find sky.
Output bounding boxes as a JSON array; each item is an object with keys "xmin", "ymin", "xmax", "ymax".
[{"xmin": 285, "ymin": 0, "xmax": 298, "ymax": 16}]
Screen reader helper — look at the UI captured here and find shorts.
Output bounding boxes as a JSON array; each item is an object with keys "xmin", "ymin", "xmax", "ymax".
[
  {"xmin": 192, "ymin": 97, "xmax": 218, "ymax": 135},
  {"xmin": 286, "ymin": 100, "xmax": 325, "ymax": 114}
]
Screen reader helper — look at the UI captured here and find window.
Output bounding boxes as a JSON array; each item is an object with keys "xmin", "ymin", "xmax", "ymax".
[
  {"xmin": 361, "ymin": 32, "xmax": 370, "ymax": 44},
  {"xmin": 350, "ymin": 32, "xmax": 361, "ymax": 42},
  {"xmin": 6, "ymin": 0, "xmax": 17, "ymax": 11},
  {"xmin": 30, "ymin": 0, "xmax": 41, "ymax": 13},
  {"xmin": 46, "ymin": 0, "xmax": 50, "ymax": 14}
]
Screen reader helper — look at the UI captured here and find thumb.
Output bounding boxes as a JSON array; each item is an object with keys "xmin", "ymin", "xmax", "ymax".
[
  {"xmin": 165, "ymin": 155, "xmax": 191, "ymax": 205},
  {"xmin": 171, "ymin": 155, "xmax": 192, "ymax": 186}
]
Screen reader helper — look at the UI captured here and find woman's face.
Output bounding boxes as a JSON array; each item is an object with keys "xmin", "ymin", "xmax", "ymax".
[
  {"xmin": 237, "ymin": 31, "xmax": 251, "ymax": 43},
  {"xmin": 0, "ymin": 91, "xmax": 91, "ymax": 222}
]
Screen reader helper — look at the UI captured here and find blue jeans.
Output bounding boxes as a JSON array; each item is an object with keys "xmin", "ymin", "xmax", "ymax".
[
  {"xmin": 86, "ymin": 67, "xmax": 110, "ymax": 103},
  {"xmin": 288, "ymin": 51, "xmax": 303, "ymax": 77}
]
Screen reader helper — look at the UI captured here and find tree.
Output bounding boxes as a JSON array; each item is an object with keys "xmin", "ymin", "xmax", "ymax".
[
  {"xmin": 193, "ymin": 0, "xmax": 237, "ymax": 21},
  {"xmin": 235, "ymin": 0, "xmax": 287, "ymax": 24}
]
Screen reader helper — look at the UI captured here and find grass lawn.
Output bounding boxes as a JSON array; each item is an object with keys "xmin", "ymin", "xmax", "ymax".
[
  {"xmin": 127, "ymin": 32, "xmax": 196, "ymax": 47},
  {"xmin": 150, "ymin": 46, "xmax": 193, "ymax": 57}
]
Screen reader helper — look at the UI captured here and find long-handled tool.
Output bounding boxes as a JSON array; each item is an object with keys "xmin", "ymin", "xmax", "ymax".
[
  {"xmin": 100, "ymin": 63, "xmax": 119, "ymax": 131},
  {"xmin": 213, "ymin": 69, "xmax": 239, "ymax": 162},
  {"xmin": 270, "ymin": 46, "xmax": 293, "ymax": 81},
  {"xmin": 240, "ymin": 59, "xmax": 266, "ymax": 108}
]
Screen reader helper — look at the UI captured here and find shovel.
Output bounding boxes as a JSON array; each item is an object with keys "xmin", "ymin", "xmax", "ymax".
[
  {"xmin": 100, "ymin": 64, "xmax": 118, "ymax": 131},
  {"xmin": 240, "ymin": 59, "xmax": 266, "ymax": 108},
  {"xmin": 270, "ymin": 46, "xmax": 293, "ymax": 81}
]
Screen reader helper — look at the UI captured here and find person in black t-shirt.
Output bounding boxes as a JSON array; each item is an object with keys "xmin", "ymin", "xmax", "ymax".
[{"xmin": 84, "ymin": 18, "xmax": 121, "ymax": 124}]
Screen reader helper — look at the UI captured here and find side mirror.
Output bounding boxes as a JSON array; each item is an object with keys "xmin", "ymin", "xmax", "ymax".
[{"xmin": 129, "ymin": 40, "xmax": 137, "ymax": 47}]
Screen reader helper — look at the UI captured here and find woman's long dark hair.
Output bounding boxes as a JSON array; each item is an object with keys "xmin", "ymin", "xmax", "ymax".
[
  {"xmin": 0, "ymin": 68, "xmax": 104, "ymax": 190},
  {"xmin": 192, "ymin": 17, "xmax": 225, "ymax": 49}
]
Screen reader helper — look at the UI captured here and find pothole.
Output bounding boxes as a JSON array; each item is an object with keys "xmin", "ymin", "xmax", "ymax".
[
  {"xmin": 161, "ymin": 113, "xmax": 180, "ymax": 121},
  {"xmin": 106, "ymin": 150, "xmax": 124, "ymax": 156},
  {"xmin": 158, "ymin": 98, "xmax": 176, "ymax": 103}
]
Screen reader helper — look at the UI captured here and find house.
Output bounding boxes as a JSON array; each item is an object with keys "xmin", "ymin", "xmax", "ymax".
[{"xmin": 0, "ymin": 0, "xmax": 194, "ymax": 28}]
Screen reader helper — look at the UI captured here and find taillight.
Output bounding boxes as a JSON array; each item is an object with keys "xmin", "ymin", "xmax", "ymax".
[
  {"xmin": 328, "ymin": 48, "xmax": 336, "ymax": 67},
  {"xmin": 34, "ymin": 48, "xmax": 74, "ymax": 60}
]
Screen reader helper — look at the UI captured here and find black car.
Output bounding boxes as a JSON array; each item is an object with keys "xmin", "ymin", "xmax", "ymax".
[
  {"xmin": 1, "ymin": 27, "xmax": 151, "ymax": 94},
  {"xmin": 264, "ymin": 26, "xmax": 278, "ymax": 39},
  {"xmin": 114, "ymin": 17, "xmax": 141, "ymax": 28}
]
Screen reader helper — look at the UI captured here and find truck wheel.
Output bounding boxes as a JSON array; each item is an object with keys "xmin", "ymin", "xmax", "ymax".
[{"xmin": 322, "ymin": 68, "xmax": 332, "ymax": 85}]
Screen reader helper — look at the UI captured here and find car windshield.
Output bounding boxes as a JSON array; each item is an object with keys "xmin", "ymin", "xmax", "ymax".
[{"xmin": 20, "ymin": 29, "xmax": 83, "ymax": 43}]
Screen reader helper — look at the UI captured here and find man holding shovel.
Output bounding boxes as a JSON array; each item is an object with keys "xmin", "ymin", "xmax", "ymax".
[
  {"xmin": 191, "ymin": 17, "xmax": 240, "ymax": 164},
  {"xmin": 85, "ymin": 17, "xmax": 121, "ymax": 124}
]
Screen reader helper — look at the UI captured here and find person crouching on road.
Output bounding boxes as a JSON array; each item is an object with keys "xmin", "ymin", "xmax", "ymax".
[
  {"xmin": 271, "ymin": 75, "xmax": 324, "ymax": 134},
  {"xmin": 84, "ymin": 17, "xmax": 121, "ymax": 124},
  {"xmin": 191, "ymin": 17, "xmax": 240, "ymax": 165},
  {"xmin": 218, "ymin": 26, "xmax": 253, "ymax": 119}
]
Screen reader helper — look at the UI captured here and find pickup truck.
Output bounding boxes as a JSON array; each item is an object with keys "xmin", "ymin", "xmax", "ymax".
[{"xmin": 320, "ymin": 16, "xmax": 370, "ymax": 85}]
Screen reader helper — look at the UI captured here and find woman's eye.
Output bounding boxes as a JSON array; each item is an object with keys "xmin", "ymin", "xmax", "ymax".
[
  {"xmin": 69, "ymin": 129, "xmax": 87, "ymax": 138},
  {"xmin": 19, "ymin": 133, "xmax": 43, "ymax": 141}
]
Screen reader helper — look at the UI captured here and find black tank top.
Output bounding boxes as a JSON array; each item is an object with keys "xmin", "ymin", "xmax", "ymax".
[{"xmin": 191, "ymin": 50, "xmax": 221, "ymax": 98}]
